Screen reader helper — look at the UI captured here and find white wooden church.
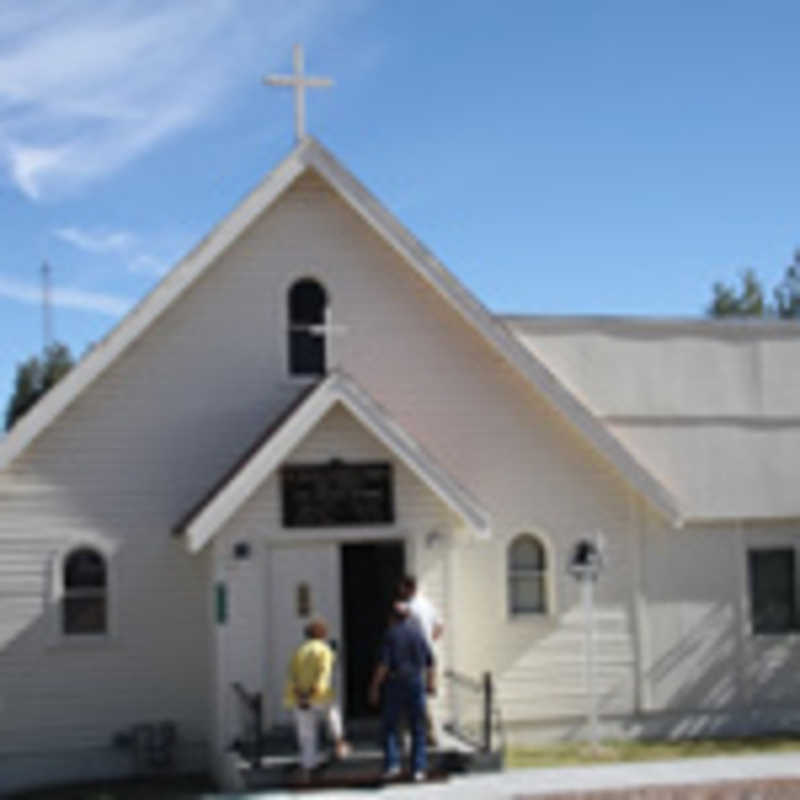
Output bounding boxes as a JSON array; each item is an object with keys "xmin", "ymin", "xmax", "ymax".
[{"xmin": 3, "ymin": 50, "xmax": 800, "ymax": 793}]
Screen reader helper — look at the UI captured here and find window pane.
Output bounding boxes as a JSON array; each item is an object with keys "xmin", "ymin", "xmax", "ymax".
[
  {"xmin": 511, "ymin": 575, "xmax": 545, "ymax": 614},
  {"xmin": 63, "ymin": 595, "xmax": 106, "ymax": 634},
  {"xmin": 510, "ymin": 536, "xmax": 545, "ymax": 570},
  {"xmin": 749, "ymin": 549, "xmax": 795, "ymax": 633},
  {"xmin": 289, "ymin": 280, "xmax": 326, "ymax": 325},
  {"xmin": 282, "ymin": 462, "xmax": 394, "ymax": 527},
  {"xmin": 289, "ymin": 331, "xmax": 325, "ymax": 375},
  {"xmin": 64, "ymin": 548, "xmax": 106, "ymax": 589}
]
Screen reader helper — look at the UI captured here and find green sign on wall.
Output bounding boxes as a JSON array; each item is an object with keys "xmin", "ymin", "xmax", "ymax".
[{"xmin": 215, "ymin": 582, "xmax": 227, "ymax": 625}]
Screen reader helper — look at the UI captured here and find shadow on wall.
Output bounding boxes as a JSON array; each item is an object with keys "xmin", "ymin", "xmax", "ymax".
[
  {"xmin": 632, "ymin": 600, "xmax": 800, "ymax": 739},
  {"xmin": 486, "ymin": 588, "xmax": 800, "ymax": 742}
]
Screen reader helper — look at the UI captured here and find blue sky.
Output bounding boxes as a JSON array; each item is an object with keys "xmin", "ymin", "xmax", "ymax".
[{"xmin": 3, "ymin": 1, "xmax": 800, "ymax": 409}]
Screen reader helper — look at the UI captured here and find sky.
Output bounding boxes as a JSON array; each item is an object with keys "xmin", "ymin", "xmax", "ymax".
[{"xmin": 3, "ymin": 0, "xmax": 800, "ymax": 408}]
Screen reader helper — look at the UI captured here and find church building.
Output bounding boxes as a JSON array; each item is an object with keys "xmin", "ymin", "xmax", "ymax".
[{"xmin": 2, "ymin": 52, "xmax": 800, "ymax": 793}]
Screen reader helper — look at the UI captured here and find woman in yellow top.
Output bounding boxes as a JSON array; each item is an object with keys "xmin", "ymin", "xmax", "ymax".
[{"xmin": 284, "ymin": 618, "xmax": 349, "ymax": 780}]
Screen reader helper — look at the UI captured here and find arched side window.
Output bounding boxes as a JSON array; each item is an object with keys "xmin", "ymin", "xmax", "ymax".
[
  {"xmin": 508, "ymin": 534, "xmax": 547, "ymax": 615},
  {"xmin": 288, "ymin": 279, "xmax": 327, "ymax": 376},
  {"xmin": 62, "ymin": 547, "xmax": 107, "ymax": 635}
]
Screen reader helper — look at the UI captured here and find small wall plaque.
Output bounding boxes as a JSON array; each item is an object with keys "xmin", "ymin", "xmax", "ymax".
[
  {"xmin": 215, "ymin": 582, "xmax": 227, "ymax": 625},
  {"xmin": 297, "ymin": 583, "xmax": 311, "ymax": 617}
]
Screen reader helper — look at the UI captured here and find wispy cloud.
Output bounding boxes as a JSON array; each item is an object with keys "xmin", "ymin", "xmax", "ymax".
[
  {"xmin": 0, "ymin": 276, "xmax": 131, "ymax": 316},
  {"xmin": 53, "ymin": 224, "xmax": 174, "ymax": 276},
  {"xmin": 128, "ymin": 254, "xmax": 167, "ymax": 277},
  {"xmin": 0, "ymin": 0, "xmax": 354, "ymax": 200},
  {"xmin": 54, "ymin": 227, "xmax": 136, "ymax": 254}
]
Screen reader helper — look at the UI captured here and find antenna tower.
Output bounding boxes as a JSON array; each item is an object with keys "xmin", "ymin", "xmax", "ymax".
[{"xmin": 41, "ymin": 260, "xmax": 52, "ymax": 353}]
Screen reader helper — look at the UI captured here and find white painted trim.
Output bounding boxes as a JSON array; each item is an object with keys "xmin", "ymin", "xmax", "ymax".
[
  {"xmin": 0, "ymin": 136, "xmax": 680, "ymax": 527},
  {"xmin": 0, "ymin": 141, "xmax": 311, "ymax": 471},
  {"xmin": 303, "ymin": 143, "xmax": 683, "ymax": 525},
  {"xmin": 333, "ymin": 377, "xmax": 490, "ymax": 535},
  {"xmin": 629, "ymin": 491, "xmax": 652, "ymax": 713},
  {"xmin": 260, "ymin": 525, "xmax": 413, "ymax": 546},
  {"xmin": 184, "ymin": 372, "xmax": 491, "ymax": 552},
  {"xmin": 503, "ymin": 528, "xmax": 558, "ymax": 621}
]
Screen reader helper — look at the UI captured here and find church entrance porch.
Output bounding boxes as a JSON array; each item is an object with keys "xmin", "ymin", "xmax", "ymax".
[{"xmin": 266, "ymin": 538, "xmax": 405, "ymax": 727}]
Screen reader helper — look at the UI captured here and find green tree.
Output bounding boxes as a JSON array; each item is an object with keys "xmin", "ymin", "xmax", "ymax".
[
  {"xmin": 774, "ymin": 250, "xmax": 800, "ymax": 319},
  {"xmin": 708, "ymin": 269, "xmax": 766, "ymax": 317},
  {"xmin": 5, "ymin": 343, "xmax": 74, "ymax": 431}
]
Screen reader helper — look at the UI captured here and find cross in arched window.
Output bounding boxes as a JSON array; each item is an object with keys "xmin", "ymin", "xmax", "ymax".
[
  {"xmin": 309, "ymin": 306, "xmax": 348, "ymax": 371},
  {"xmin": 288, "ymin": 279, "xmax": 347, "ymax": 375}
]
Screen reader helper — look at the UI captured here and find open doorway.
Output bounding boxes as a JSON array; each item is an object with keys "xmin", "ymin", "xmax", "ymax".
[{"xmin": 340, "ymin": 541, "xmax": 405, "ymax": 719}]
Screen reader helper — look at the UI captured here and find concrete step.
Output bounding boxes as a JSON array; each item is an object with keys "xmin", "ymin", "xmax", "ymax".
[{"xmin": 237, "ymin": 727, "xmax": 481, "ymax": 790}]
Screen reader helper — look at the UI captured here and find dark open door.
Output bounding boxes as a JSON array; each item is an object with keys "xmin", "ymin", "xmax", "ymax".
[{"xmin": 341, "ymin": 541, "xmax": 405, "ymax": 718}]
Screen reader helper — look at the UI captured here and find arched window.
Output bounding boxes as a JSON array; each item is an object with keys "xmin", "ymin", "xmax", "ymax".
[
  {"xmin": 288, "ymin": 279, "xmax": 327, "ymax": 376},
  {"xmin": 62, "ymin": 547, "xmax": 107, "ymax": 635},
  {"xmin": 508, "ymin": 534, "xmax": 547, "ymax": 615}
]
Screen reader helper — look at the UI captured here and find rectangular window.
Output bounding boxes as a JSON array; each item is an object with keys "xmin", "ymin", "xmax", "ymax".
[
  {"xmin": 748, "ymin": 548, "xmax": 796, "ymax": 634},
  {"xmin": 509, "ymin": 573, "xmax": 545, "ymax": 615},
  {"xmin": 282, "ymin": 462, "xmax": 394, "ymax": 527}
]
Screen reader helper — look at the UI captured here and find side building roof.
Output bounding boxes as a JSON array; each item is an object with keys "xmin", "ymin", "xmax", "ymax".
[{"xmin": 505, "ymin": 314, "xmax": 800, "ymax": 521}]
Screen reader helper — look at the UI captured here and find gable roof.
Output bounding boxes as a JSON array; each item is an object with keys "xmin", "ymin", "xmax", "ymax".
[
  {"xmin": 177, "ymin": 371, "xmax": 491, "ymax": 552},
  {"xmin": 0, "ymin": 136, "xmax": 681, "ymax": 525}
]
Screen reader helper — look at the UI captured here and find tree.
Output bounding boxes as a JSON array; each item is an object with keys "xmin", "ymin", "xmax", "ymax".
[
  {"xmin": 5, "ymin": 343, "xmax": 74, "ymax": 431},
  {"xmin": 774, "ymin": 250, "xmax": 800, "ymax": 319},
  {"xmin": 708, "ymin": 269, "xmax": 766, "ymax": 317}
]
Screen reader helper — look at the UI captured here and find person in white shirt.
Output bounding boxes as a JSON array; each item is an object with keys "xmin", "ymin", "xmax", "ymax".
[{"xmin": 398, "ymin": 575, "xmax": 443, "ymax": 745}]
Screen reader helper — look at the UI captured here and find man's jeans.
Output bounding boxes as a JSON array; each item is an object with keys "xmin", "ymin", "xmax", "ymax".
[{"xmin": 382, "ymin": 676, "xmax": 427, "ymax": 773}]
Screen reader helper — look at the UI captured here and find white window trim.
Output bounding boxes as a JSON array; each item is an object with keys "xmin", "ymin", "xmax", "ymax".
[
  {"xmin": 284, "ymin": 274, "xmax": 330, "ymax": 381},
  {"xmin": 48, "ymin": 540, "xmax": 118, "ymax": 648},
  {"xmin": 504, "ymin": 529, "xmax": 557, "ymax": 621}
]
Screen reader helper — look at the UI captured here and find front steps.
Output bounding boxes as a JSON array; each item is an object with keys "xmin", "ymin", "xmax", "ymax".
[{"xmin": 233, "ymin": 725, "xmax": 497, "ymax": 790}]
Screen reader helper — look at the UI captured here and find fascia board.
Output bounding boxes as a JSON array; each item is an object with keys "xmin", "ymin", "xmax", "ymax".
[
  {"xmin": 185, "ymin": 381, "xmax": 337, "ymax": 553},
  {"xmin": 1, "ymin": 134, "xmax": 680, "ymax": 527},
  {"xmin": 185, "ymin": 374, "xmax": 491, "ymax": 552},
  {"xmin": 304, "ymin": 143, "xmax": 682, "ymax": 525},
  {"xmin": 0, "ymin": 144, "xmax": 311, "ymax": 470},
  {"xmin": 333, "ymin": 380, "xmax": 491, "ymax": 536}
]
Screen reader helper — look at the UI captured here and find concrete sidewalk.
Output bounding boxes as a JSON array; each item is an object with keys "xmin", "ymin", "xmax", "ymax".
[{"xmin": 214, "ymin": 752, "xmax": 800, "ymax": 798}]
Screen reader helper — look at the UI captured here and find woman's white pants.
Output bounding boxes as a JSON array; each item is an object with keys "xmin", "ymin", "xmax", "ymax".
[{"xmin": 292, "ymin": 704, "xmax": 343, "ymax": 769}]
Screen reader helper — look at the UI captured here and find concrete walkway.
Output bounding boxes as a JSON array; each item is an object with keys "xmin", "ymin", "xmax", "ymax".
[{"xmin": 210, "ymin": 752, "xmax": 800, "ymax": 799}]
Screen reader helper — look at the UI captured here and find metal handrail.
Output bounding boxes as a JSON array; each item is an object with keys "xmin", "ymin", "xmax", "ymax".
[
  {"xmin": 231, "ymin": 682, "xmax": 264, "ymax": 767},
  {"xmin": 443, "ymin": 669, "xmax": 503, "ymax": 754}
]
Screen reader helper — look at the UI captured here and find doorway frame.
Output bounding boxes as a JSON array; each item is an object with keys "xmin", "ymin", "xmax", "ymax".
[
  {"xmin": 262, "ymin": 526, "xmax": 415, "ymax": 729},
  {"xmin": 339, "ymin": 537, "xmax": 407, "ymax": 720}
]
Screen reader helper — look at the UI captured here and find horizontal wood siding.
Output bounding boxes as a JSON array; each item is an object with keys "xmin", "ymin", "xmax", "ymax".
[{"xmin": 7, "ymin": 161, "xmax": 795, "ymax": 786}]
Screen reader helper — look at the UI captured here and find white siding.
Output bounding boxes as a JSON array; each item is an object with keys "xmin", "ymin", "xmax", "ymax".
[{"xmin": 4, "ymin": 162, "xmax": 799, "ymax": 790}]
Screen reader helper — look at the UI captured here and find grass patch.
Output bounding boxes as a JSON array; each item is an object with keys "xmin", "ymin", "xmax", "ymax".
[
  {"xmin": 507, "ymin": 735, "xmax": 800, "ymax": 769},
  {"xmin": 7, "ymin": 775, "xmax": 215, "ymax": 800}
]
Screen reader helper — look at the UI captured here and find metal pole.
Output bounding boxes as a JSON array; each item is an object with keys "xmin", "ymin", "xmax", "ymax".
[
  {"xmin": 41, "ymin": 260, "xmax": 52, "ymax": 353},
  {"xmin": 482, "ymin": 671, "xmax": 493, "ymax": 753},
  {"xmin": 582, "ymin": 577, "xmax": 598, "ymax": 747}
]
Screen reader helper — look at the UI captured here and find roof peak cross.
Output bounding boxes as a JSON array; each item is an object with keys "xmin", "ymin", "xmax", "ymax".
[{"xmin": 264, "ymin": 44, "xmax": 334, "ymax": 143}]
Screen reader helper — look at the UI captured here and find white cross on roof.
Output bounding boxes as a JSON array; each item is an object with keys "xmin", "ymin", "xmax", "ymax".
[{"xmin": 264, "ymin": 44, "xmax": 334, "ymax": 142}]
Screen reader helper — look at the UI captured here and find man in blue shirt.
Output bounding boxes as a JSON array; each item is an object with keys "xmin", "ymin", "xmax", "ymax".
[{"xmin": 368, "ymin": 600, "xmax": 435, "ymax": 781}]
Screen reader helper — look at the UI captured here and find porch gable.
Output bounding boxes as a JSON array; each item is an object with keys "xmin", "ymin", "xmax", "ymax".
[{"xmin": 175, "ymin": 371, "xmax": 491, "ymax": 552}]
